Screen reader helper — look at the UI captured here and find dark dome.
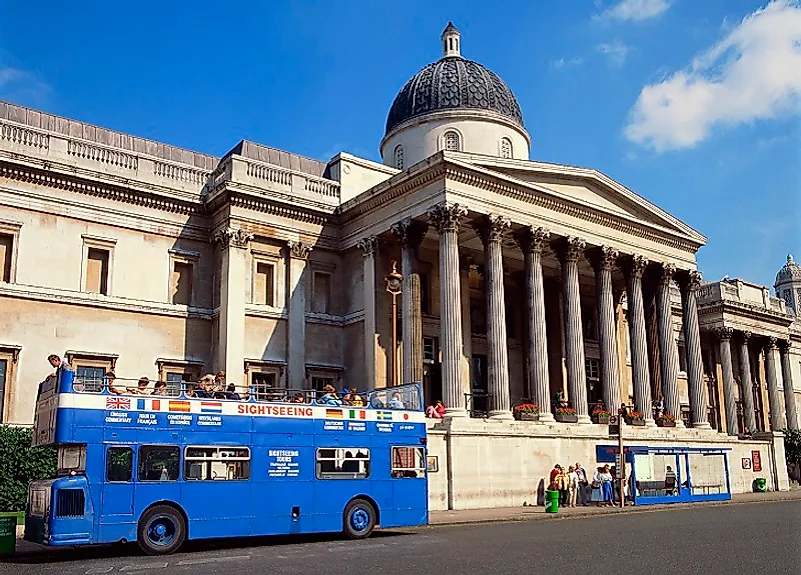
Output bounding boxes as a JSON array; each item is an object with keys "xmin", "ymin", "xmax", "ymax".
[{"xmin": 385, "ymin": 57, "xmax": 525, "ymax": 135}]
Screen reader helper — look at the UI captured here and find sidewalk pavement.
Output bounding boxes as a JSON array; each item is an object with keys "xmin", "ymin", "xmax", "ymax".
[{"xmin": 428, "ymin": 488, "xmax": 801, "ymax": 525}]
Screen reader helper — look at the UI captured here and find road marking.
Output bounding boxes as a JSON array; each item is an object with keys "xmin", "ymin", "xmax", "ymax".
[
  {"xmin": 119, "ymin": 563, "xmax": 168, "ymax": 571},
  {"xmin": 178, "ymin": 555, "xmax": 251, "ymax": 565},
  {"xmin": 215, "ymin": 555, "xmax": 251, "ymax": 562},
  {"xmin": 85, "ymin": 568, "xmax": 114, "ymax": 575}
]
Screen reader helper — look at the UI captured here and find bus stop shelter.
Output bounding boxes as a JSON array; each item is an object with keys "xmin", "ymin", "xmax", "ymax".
[{"xmin": 596, "ymin": 445, "xmax": 732, "ymax": 506}]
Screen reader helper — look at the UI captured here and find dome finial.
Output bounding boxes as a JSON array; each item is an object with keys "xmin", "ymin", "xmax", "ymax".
[
  {"xmin": 789, "ymin": 254, "xmax": 794, "ymax": 263},
  {"xmin": 441, "ymin": 21, "xmax": 461, "ymax": 58}
]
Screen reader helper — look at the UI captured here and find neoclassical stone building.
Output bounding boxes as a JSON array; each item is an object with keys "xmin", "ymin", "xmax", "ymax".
[{"xmin": 0, "ymin": 23, "xmax": 796, "ymax": 506}]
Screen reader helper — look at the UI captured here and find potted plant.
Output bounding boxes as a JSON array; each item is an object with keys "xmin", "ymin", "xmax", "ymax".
[
  {"xmin": 626, "ymin": 411, "xmax": 646, "ymax": 426},
  {"xmin": 554, "ymin": 406, "xmax": 578, "ymax": 423},
  {"xmin": 656, "ymin": 413, "xmax": 676, "ymax": 427},
  {"xmin": 591, "ymin": 409, "xmax": 611, "ymax": 424},
  {"xmin": 513, "ymin": 403, "xmax": 540, "ymax": 421}
]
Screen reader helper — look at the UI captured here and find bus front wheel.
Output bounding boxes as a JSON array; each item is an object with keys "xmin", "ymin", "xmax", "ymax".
[
  {"xmin": 137, "ymin": 505, "xmax": 186, "ymax": 555},
  {"xmin": 343, "ymin": 498, "xmax": 376, "ymax": 539}
]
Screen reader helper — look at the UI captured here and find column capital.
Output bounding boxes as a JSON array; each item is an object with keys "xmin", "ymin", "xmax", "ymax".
[
  {"xmin": 287, "ymin": 240, "xmax": 313, "ymax": 260},
  {"xmin": 213, "ymin": 226, "xmax": 254, "ymax": 249},
  {"xmin": 739, "ymin": 330, "xmax": 753, "ymax": 342},
  {"xmin": 458, "ymin": 254, "xmax": 475, "ymax": 272},
  {"xmin": 658, "ymin": 263, "xmax": 677, "ymax": 286},
  {"xmin": 588, "ymin": 245, "xmax": 619, "ymax": 272},
  {"xmin": 778, "ymin": 339, "xmax": 793, "ymax": 352},
  {"xmin": 676, "ymin": 269, "xmax": 703, "ymax": 292},
  {"xmin": 474, "ymin": 214, "xmax": 511, "ymax": 245},
  {"xmin": 764, "ymin": 336, "xmax": 778, "ymax": 351},
  {"xmin": 620, "ymin": 254, "xmax": 649, "ymax": 279},
  {"xmin": 357, "ymin": 236, "xmax": 378, "ymax": 257},
  {"xmin": 715, "ymin": 326, "xmax": 735, "ymax": 341},
  {"xmin": 428, "ymin": 202, "xmax": 467, "ymax": 234},
  {"xmin": 390, "ymin": 217, "xmax": 428, "ymax": 248},
  {"xmin": 555, "ymin": 236, "xmax": 587, "ymax": 263},
  {"xmin": 514, "ymin": 226, "xmax": 551, "ymax": 254}
]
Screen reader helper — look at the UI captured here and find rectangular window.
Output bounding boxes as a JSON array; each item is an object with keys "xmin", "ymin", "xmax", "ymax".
[
  {"xmin": 76, "ymin": 365, "xmax": 106, "ymax": 393},
  {"xmin": 106, "ymin": 447, "xmax": 133, "ymax": 482},
  {"xmin": 420, "ymin": 272, "xmax": 430, "ymax": 314},
  {"xmin": 253, "ymin": 262, "xmax": 275, "ymax": 306},
  {"xmin": 582, "ymin": 304, "xmax": 597, "ymax": 341},
  {"xmin": 391, "ymin": 446, "xmax": 426, "ymax": 478},
  {"xmin": 184, "ymin": 446, "xmax": 250, "ymax": 481},
  {"xmin": 315, "ymin": 448, "xmax": 370, "ymax": 479},
  {"xmin": 138, "ymin": 445, "xmax": 180, "ymax": 482},
  {"xmin": 165, "ymin": 372, "xmax": 191, "ymax": 396},
  {"xmin": 85, "ymin": 248, "xmax": 110, "ymax": 295},
  {"xmin": 313, "ymin": 272, "xmax": 331, "ymax": 314},
  {"xmin": 0, "ymin": 234, "xmax": 12, "ymax": 283},
  {"xmin": 423, "ymin": 337, "xmax": 437, "ymax": 363},
  {"xmin": 252, "ymin": 372, "xmax": 277, "ymax": 400},
  {"xmin": 677, "ymin": 343, "xmax": 687, "ymax": 373},
  {"xmin": 311, "ymin": 376, "xmax": 334, "ymax": 391},
  {"xmin": 585, "ymin": 358, "xmax": 600, "ymax": 381},
  {"xmin": 171, "ymin": 261, "xmax": 194, "ymax": 305},
  {"xmin": 0, "ymin": 359, "xmax": 6, "ymax": 423}
]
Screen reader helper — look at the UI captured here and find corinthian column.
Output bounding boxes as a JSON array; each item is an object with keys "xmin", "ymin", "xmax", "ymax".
[
  {"xmin": 557, "ymin": 236, "xmax": 591, "ymax": 423},
  {"xmin": 357, "ymin": 236, "xmax": 378, "ymax": 390},
  {"xmin": 715, "ymin": 327, "xmax": 739, "ymax": 435},
  {"xmin": 515, "ymin": 226, "xmax": 553, "ymax": 421},
  {"xmin": 764, "ymin": 337, "xmax": 784, "ymax": 431},
  {"xmin": 621, "ymin": 255, "xmax": 654, "ymax": 425},
  {"xmin": 677, "ymin": 270, "xmax": 710, "ymax": 428},
  {"xmin": 391, "ymin": 218, "xmax": 428, "ymax": 384},
  {"xmin": 429, "ymin": 202, "xmax": 468, "ymax": 417},
  {"xmin": 780, "ymin": 341, "xmax": 799, "ymax": 430},
  {"xmin": 656, "ymin": 263, "xmax": 682, "ymax": 424},
  {"xmin": 738, "ymin": 331, "xmax": 757, "ymax": 433},
  {"xmin": 286, "ymin": 240, "xmax": 313, "ymax": 389},
  {"xmin": 590, "ymin": 246, "xmax": 621, "ymax": 416},
  {"xmin": 476, "ymin": 214, "xmax": 513, "ymax": 419}
]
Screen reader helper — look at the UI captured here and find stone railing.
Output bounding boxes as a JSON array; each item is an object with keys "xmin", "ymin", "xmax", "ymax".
[
  {"xmin": 303, "ymin": 176, "xmax": 339, "ymax": 198},
  {"xmin": 153, "ymin": 160, "xmax": 209, "ymax": 185},
  {"xmin": 232, "ymin": 157, "xmax": 340, "ymax": 207},
  {"xmin": 67, "ymin": 140, "xmax": 139, "ymax": 170},
  {"xmin": 0, "ymin": 121, "xmax": 49, "ymax": 150},
  {"xmin": 698, "ymin": 279, "xmax": 789, "ymax": 315},
  {"xmin": 246, "ymin": 161, "xmax": 292, "ymax": 186}
]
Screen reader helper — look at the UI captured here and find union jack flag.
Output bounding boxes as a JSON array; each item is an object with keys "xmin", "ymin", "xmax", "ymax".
[{"xmin": 106, "ymin": 397, "xmax": 131, "ymax": 410}]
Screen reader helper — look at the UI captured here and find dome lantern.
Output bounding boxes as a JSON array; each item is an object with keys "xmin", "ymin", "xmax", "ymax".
[{"xmin": 441, "ymin": 21, "xmax": 461, "ymax": 58}]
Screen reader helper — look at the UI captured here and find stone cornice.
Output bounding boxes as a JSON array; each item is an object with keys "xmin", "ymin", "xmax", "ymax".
[
  {"xmin": 226, "ymin": 192, "xmax": 334, "ymax": 227},
  {"xmin": 698, "ymin": 300, "xmax": 794, "ymax": 328}
]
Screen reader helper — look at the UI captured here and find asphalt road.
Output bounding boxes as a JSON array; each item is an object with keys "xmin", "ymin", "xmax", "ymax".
[{"xmin": 4, "ymin": 501, "xmax": 800, "ymax": 575}]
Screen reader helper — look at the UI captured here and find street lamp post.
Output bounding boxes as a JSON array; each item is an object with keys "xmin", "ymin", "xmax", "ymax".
[{"xmin": 385, "ymin": 260, "xmax": 403, "ymax": 387}]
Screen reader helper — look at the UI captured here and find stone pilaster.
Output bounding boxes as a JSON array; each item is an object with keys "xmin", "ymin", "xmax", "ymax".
[
  {"xmin": 738, "ymin": 331, "xmax": 757, "ymax": 433},
  {"xmin": 557, "ymin": 236, "xmax": 591, "ymax": 423},
  {"xmin": 780, "ymin": 341, "xmax": 799, "ymax": 430},
  {"xmin": 715, "ymin": 327, "xmax": 739, "ymax": 436},
  {"xmin": 763, "ymin": 337, "xmax": 784, "ymax": 431},
  {"xmin": 214, "ymin": 226, "xmax": 254, "ymax": 385},
  {"xmin": 286, "ymin": 240, "xmax": 312, "ymax": 389},
  {"xmin": 476, "ymin": 214, "xmax": 513, "ymax": 420},
  {"xmin": 589, "ymin": 246, "xmax": 621, "ymax": 417},
  {"xmin": 429, "ymin": 202, "xmax": 468, "ymax": 417},
  {"xmin": 677, "ymin": 270, "xmax": 710, "ymax": 428},
  {"xmin": 357, "ymin": 236, "xmax": 378, "ymax": 390},
  {"xmin": 621, "ymin": 254, "xmax": 654, "ymax": 424},
  {"xmin": 656, "ymin": 263, "xmax": 682, "ymax": 425},
  {"xmin": 391, "ymin": 218, "xmax": 427, "ymax": 384},
  {"xmin": 516, "ymin": 226, "xmax": 553, "ymax": 421}
]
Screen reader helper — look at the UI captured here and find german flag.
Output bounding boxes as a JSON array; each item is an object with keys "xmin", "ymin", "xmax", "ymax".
[
  {"xmin": 169, "ymin": 401, "xmax": 191, "ymax": 413},
  {"xmin": 325, "ymin": 408, "xmax": 343, "ymax": 419}
]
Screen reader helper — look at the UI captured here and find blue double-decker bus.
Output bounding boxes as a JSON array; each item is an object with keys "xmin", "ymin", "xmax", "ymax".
[{"xmin": 24, "ymin": 371, "xmax": 428, "ymax": 555}]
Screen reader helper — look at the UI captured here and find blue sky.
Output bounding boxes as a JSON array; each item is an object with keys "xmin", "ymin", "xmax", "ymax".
[{"xmin": 0, "ymin": 0, "xmax": 798, "ymax": 288}]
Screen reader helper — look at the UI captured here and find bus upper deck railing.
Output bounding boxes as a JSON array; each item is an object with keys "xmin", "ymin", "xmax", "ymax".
[{"xmin": 52, "ymin": 374, "xmax": 423, "ymax": 411}]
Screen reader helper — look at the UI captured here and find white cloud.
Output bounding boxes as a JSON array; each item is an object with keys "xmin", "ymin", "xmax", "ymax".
[
  {"xmin": 550, "ymin": 57, "xmax": 584, "ymax": 69},
  {"xmin": 0, "ymin": 64, "xmax": 50, "ymax": 106},
  {"xmin": 597, "ymin": 40, "xmax": 630, "ymax": 65},
  {"xmin": 597, "ymin": 0, "xmax": 671, "ymax": 22},
  {"xmin": 625, "ymin": 1, "xmax": 801, "ymax": 152}
]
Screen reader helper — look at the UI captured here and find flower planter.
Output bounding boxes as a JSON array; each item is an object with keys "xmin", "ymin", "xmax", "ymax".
[
  {"xmin": 656, "ymin": 420, "xmax": 676, "ymax": 427},
  {"xmin": 592, "ymin": 416, "xmax": 610, "ymax": 425},
  {"xmin": 519, "ymin": 412, "xmax": 539, "ymax": 422},
  {"xmin": 627, "ymin": 418, "xmax": 645, "ymax": 427},
  {"xmin": 554, "ymin": 414, "xmax": 578, "ymax": 423}
]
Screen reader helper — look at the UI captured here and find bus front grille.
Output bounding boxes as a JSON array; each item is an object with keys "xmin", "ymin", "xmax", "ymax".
[{"xmin": 55, "ymin": 489, "xmax": 85, "ymax": 517}]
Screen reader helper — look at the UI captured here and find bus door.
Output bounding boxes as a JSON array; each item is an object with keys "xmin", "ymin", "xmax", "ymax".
[
  {"xmin": 102, "ymin": 445, "xmax": 136, "ymax": 524},
  {"xmin": 134, "ymin": 444, "xmax": 181, "ymax": 517}
]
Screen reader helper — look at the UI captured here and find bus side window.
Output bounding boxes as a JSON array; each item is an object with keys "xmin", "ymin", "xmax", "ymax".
[
  {"xmin": 106, "ymin": 447, "xmax": 133, "ymax": 482},
  {"xmin": 138, "ymin": 445, "xmax": 180, "ymax": 482},
  {"xmin": 315, "ymin": 448, "xmax": 370, "ymax": 479},
  {"xmin": 390, "ymin": 446, "xmax": 426, "ymax": 478},
  {"xmin": 184, "ymin": 446, "xmax": 251, "ymax": 481}
]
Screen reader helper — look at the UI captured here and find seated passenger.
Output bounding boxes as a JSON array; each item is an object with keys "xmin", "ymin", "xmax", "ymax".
[
  {"xmin": 128, "ymin": 377, "xmax": 150, "ymax": 395},
  {"xmin": 388, "ymin": 392, "xmax": 405, "ymax": 409},
  {"xmin": 226, "ymin": 383, "xmax": 241, "ymax": 400},
  {"xmin": 349, "ymin": 388, "xmax": 365, "ymax": 407},
  {"xmin": 194, "ymin": 374, "xmax": 214, "ymax": 398},
  {"xmin": 291, "ymin": 392, "xmax": 305, "ymax": 403},
  {"xmin": 105, "ymin": 372, "xmax": 125, "ymax": 395},
  {"xmin": 152, "ymin": 380, "xmax": 168, "ymax": 396},
  {"xmin": 318, "ymin": 384, "xmax": 342, "ymax": 406}
]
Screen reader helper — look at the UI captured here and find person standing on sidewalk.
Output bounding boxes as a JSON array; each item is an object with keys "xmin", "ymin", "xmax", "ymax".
[
  {"xmin": 575, "ymin": 462, "xmax": 589, "ymax": 506},
  {"xmin": 567, "ymin": 465, "xmax": 579, "ymax": 507}
]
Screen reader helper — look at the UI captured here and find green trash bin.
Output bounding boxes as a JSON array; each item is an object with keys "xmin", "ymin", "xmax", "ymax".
[
  {"xmin": 545, "ymin": 490, "xmax": 560, "ymax": 514},
  {"xmin": 0, "ymin": 515, "xmax": 16, "ymax": 556},
  {"xmin": 753, "ymin": 477, "xmax": 767, "ymax": 493}
]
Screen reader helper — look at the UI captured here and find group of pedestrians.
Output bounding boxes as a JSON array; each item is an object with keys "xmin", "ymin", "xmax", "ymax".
[{"xmin": 549, "ymin": 462, "xmax": 623, "ymax": 507}]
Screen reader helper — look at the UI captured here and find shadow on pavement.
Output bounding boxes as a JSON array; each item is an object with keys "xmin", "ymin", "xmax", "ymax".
[{"xmin": 2, "ymin": 530, "xmax": 414, "ymax": 565}]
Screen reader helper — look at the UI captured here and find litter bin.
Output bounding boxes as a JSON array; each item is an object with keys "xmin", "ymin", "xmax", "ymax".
[
  {"xmin": 545, "ymin": 490, "xmax": 560, "ymax": 514},
  {"xmin": 753, "ymin": 477, "xmax": 767, "ymax": 493},
  {"xmin": 0, "ymin": 515, "xmax": 16, "ymax": 556}
]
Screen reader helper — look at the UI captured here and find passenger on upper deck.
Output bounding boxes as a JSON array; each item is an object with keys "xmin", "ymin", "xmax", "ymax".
[
  {"xmin": 388, "ymin": 392, "xmax": 405, "ymax": 410},
  {"xmin": 194, "ymin": 375, "xmax": 215, "ymax": 398},
  {"xmin": 225, "ymin": 383, "xmax": 241, "ymax": 400},
  {"xmin": 105, "ymin": 371, "xmax": 126, "ymax": 395},
  {"xmin": 128, "ymin": 377, "xmax": 150, "ymax": 394},
  {"xmin": 152, "ymin": 380, "xmax": 168, "ymax": 396},
  {"xmin": 318, "ymin": 384, "xmax": 343, "ymax": 406},
  {"xmin": 47, "ymin": 354, "xmax": 73, "ymax": 380}
]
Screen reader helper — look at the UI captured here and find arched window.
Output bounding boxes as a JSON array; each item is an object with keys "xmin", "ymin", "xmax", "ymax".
[
  {"xmin": 500, "ymin": 137, "xmax": 513, "ymax": 159},
  {"xmin": 443, "ymin": 131, "xmax": 461, "ymax": 151},
  {"xmin": 394, "ymin": 145, "xmax": 404, "ymax": 169}
]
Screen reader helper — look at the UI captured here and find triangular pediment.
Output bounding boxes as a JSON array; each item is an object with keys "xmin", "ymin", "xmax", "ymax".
[{"xmin": 458, "ymin": 155, "xmax": 706, "ymax": 246}]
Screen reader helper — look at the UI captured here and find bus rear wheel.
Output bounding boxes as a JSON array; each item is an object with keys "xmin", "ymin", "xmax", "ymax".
[
  {"xmin": 137, "ymin": 505, "xmax": 186, "ymax": 556},
  {"xmin": 343, "ymin": 498, "xmax": 376, "ymax": 539}
]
